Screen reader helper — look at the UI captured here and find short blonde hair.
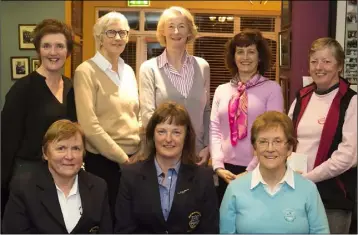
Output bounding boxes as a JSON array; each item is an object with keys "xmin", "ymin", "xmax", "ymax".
[
  {"xmin": 309, "ymin": 37, "xmax": 345, "ymax": 70},
  {"xmin": 42, "ymin": 119, "xmax": 86, "ymax": 157},
  {"xmin": 156, "ymin": 6, "xmax": 198, "ymax": 47},
  {"xmin": 93, "ymin": 11, "xmax": 130, "ymax": 50}
]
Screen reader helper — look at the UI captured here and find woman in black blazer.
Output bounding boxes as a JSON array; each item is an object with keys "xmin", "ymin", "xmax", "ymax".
[
  {"xmin": 2, "ymin": 120, "xmax": 112, "ymax": 234},
  {"xmin": 115, "ymin": 102, "xmax": 219, "ymax": 234}
]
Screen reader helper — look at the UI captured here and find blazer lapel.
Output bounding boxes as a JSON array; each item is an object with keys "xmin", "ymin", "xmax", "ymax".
[
  {"xmin": 167, "ymin": 164, "xmax": 195, "ymax": 222},
  {"xmin": 71, "ymin": 170, "xmax": 94, "ymax": 234},
  {"xmin": 37, "ymin": 165, "xmax": 67, "ymax": 232},
  {"xmin": 140, "ymin": 160, "xmax": 167, "ymax": 225}
]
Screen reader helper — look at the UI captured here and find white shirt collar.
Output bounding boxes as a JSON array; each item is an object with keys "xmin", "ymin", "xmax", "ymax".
[
  {"xmin": 91, "ymin": 51, "xmax": 124, "ymax": 73},
  {"xmin": 250, "ymin": 164, "xmax": 295, "ymax": 190},
  {"xmin": 55, "ymin": 174, "xmax": 79, "ymax": 197}
]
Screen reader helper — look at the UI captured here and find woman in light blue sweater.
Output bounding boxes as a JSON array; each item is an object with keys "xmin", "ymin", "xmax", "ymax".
[{"xmin": 220, "ymin": 111, "xmax": 329, "ymax": 234}]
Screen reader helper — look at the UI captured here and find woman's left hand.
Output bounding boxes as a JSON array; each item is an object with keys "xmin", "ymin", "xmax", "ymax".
[{"xmin": 197, "ymin": 147, "xmax": 210, "ymax": 166}]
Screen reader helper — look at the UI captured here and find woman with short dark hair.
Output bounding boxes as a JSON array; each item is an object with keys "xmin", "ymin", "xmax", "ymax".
[
  {"xmin": 115, "ymin": 101, "xmax": 219, "ymax": 234},
  {"xmin": 210, "ymin": 29, "xmax": 284, "ymax": 202},
  {"xmin": 1, "ymin": 19, "xmax": 76, "ymax": 216}
]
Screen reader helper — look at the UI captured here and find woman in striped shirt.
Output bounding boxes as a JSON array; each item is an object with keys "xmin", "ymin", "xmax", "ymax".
[{"xmin": 139, "ymin": 6, "xmax": 211, "ymax": 165}]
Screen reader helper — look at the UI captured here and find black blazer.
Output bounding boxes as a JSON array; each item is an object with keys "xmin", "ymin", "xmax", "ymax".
[
  {"xmin": 115, "ymin": 159, "xmax": 219, "ymax": 234},
  {"xmin": 2, "ymin": 163, "xmax": 112, "ymax": 234}
]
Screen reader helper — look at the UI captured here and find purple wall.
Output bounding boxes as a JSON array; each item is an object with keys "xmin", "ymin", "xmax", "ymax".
[{"xmin": 287, "ymin": 0, "xmax": 330, "ymax": 104}]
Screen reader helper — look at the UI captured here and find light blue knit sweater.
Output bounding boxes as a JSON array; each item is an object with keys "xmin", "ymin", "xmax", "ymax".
[{"xmin": 220, "ymin": 172, "xmax": 330, "ymax": 234}]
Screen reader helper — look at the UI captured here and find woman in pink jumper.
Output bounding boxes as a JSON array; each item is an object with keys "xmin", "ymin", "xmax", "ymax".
[{"xmin": 210, "ymin": 29, "xmax": 283, "ymax": 202}]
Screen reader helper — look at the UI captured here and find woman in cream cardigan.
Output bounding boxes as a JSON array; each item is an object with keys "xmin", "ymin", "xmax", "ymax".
[{"xmin": 73, "ymin": 12, "xmax": 140, "ymax": 219}]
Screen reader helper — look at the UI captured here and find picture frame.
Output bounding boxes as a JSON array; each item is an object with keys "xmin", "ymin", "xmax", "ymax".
[
  {"xmin": 279, "ymin": 29, "xmax": 291, "ymax": 69},
  {"xmin": 19, "ymin": 24, "xmax": 36, "ymax": 50},
  {"xmin": 10, "ymin": 57, "xmax": 30, "ymax": 80},
  {"xmin": 344, "ymin": 0, "xmax": 358, "ymax": 84},
  {"xmin": 31, "ymin": 58, "xmax": 41, "ymax": 72},
  {"xmin": 281, "ymin": 0, "xmax": 292, "ymax": 30}
]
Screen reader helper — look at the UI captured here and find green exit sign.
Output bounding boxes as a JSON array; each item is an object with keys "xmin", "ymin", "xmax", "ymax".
[{"xmin": 128, "ymin": 0, "xmax": 150, "ymax": 7}]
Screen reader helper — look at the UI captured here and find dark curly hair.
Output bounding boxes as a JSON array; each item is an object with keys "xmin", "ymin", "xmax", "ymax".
[
  {"xmin": 225, "ymin": 28, "xmax": 271, "ymax": 76},
  {"xmin": 32, "ymin": 19, "xmax": 74, "ymax": 56}
]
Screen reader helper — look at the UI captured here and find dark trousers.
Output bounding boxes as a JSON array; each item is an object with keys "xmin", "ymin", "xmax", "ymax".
[
  {"xmin": 84, "ymin": 152, "xmax": 121, "ymax": 222},
  {"xmin": 217, "ymin": 163, "xmax": 247, "ymax": 205}
]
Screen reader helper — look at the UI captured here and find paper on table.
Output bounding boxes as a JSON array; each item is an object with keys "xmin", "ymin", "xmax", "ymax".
[
  {"xmin": 302, "ymin": 76, "xmax": 313, "ymax": 87},
  {"xmin": 287, "ymin": 152, "xmax": 308, "ymax": 174}
]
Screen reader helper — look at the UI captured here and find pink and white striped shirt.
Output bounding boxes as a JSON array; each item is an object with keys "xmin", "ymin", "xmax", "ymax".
[{"xmin": 157, "ymin": 49, "xmax": 194, "ymax": 98}]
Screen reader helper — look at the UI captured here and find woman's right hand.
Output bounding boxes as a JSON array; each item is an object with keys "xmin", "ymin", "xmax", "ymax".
[{"xmin": 216, "ymin": 168, "xmax": 236, "ymax": 184}]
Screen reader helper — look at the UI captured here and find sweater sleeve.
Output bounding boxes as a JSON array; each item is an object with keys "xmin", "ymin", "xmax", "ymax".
[
  {"xmin": 210, "ymin": 86, "xmax": 225, "ymax": 170},
  {"xmin": 139, "ymin": 61, "xmax": 156, "ymax": 129},
  {"xmin": 1, "ymin": 80, "xmax": 28, "ymax": 187},
  {"xmin": 266, "ymin": 81, "xmax": 284, "ymax": 112},
  {"xmin": 306, "ymin": 182, "xmax": 330, "ymax": 234},
  {"xmin": 219, "ymin": 182, "xmax": 237, "ymax": 234},
  {"xmin": 303, "ymin": 95, "xmax": 357, "ymax": 183},
  {"xmin": 73, "ymin": 65, "xmax": 128, "ymax": 164}
]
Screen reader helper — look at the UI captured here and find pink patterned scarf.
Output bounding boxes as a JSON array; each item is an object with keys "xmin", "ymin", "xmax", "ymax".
[{"xmin": 228, "ymin": 74, "xmax": 262, "ymax": 146}]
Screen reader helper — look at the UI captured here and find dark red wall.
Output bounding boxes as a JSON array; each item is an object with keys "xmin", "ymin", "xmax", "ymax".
[{"xmin": 286, "ymin": 0, "xmax": 330, "ymax": 105}]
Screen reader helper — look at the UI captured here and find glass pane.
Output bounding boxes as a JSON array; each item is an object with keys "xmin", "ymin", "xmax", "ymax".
[
  {"xmin": 145, "ymin": 12, "xmax": 162, "ymax": 31},
  {"xmin": 240, "ymin": 17, "xmax": 275, "ymax": 32},
  {"xmin": 194, "ymin": 37, "xmax": 231, "ymax": 102},
  {"xmin": 97, "ymin": 10, "xmax": 139, "ymax": 30},
  {"xmin": 195, "ymin": 14, "xmax": 234, "ymax": 33},
  {"xmin": 147, "ymin": 42, "xmax": 165, "ymax": 60},
  {"xmin": 122, "ymin": 41, "xmax": 137, "ymax": 74}
]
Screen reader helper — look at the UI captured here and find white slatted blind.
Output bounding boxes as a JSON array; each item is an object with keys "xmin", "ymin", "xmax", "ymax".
[
  {"xmin": 264, "ymin": 38, "xmax": 277, "ymax": 81},
  {"xmin": 194, "ymin": 36, "xmax": 231, "ymax": 102},
  {"xmin": 121, "ymin": 41, "xmax": 137, "ymax": 72},
  {"xmin": 240, "ymin": 17, "xmax": 275, "ymax": 32},
  {"xmin": 193, "ymin": 14, "xmax": 277, "ymax": 102}
]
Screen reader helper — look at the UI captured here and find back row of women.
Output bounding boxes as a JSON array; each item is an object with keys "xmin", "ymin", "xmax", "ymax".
[{"xmin": 1, "ymin": 5, "xmax": 356, "ymax": 234}]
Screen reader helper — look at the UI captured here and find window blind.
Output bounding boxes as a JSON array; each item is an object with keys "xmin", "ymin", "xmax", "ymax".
[
  {"xmin": 194, "ymin": 36, "xmax": 231, "ymax": 102},
  {"xmin": 240, "ymin": 17, "xmax": 275, "ymax": 32},
  {"xmin": 121, "ymin": 41, "xmax": 137, "ymax": 72}
]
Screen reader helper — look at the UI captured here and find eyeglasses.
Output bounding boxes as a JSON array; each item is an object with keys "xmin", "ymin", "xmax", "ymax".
[
  {"xmin": 104, "ymin": 30, "xmax": 129, "ymax": 39},
  {"xmin": 256, "ymin": 139, "xmax": 288, "ymax": 150}
]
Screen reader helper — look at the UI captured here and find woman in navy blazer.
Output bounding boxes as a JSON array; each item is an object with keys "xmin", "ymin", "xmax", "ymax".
[
  {"xmin": 2, "ymin": 120, "xmax": 112, "ymax": 234},
  {"xmin": 115, "ymin": 101, "xmax": 219, "ymax": 234}
]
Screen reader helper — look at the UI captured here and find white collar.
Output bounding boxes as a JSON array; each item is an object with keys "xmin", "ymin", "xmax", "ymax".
[
  {"xmin": 250, "ymin": 164, "xmax": 295, "ymax": 190},
  {"xmin": 55, "ymin": 174, "xmax": 79, "ymax": 197},
  {"xmin": 91, "ymin": 51, "xmax": 124, "ymax": 72}
]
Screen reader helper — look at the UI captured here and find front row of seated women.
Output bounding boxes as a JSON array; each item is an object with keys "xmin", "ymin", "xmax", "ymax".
[{"xmin": 2, "ymin": 101, "xmax": 330, "ymax": 234}]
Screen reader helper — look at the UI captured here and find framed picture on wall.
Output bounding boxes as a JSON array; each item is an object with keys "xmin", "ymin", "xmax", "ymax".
[
  {"xmin": 279, "ymin": 29, "xmax": 291, "ymax": 69},
  {"xmin": 19, "ymin": 24, "xmax": 36, "ymax": 49},
  {"xmin": 10, "ymin": 57, "xmax": 30, "ymax": 80},
  {"xmin": 345, "ymin": 0, "xmax": 358, "ymax": 85},
  {"xmin": 281, "ymin": 0, "xmax": 292, "ymax": 30},
  {"xmin": 31, "ymin": 58, "xmax": 40, "ymax": 72}
]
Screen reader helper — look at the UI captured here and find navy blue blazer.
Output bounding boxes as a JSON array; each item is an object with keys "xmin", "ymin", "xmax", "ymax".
[
  {"xmin": 2, "ymin": 163, "xmax": 112, "ymax": 234},
  {"xmin": 115, "ymin": 159, "xmax": 219, "ymax": 234}
]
